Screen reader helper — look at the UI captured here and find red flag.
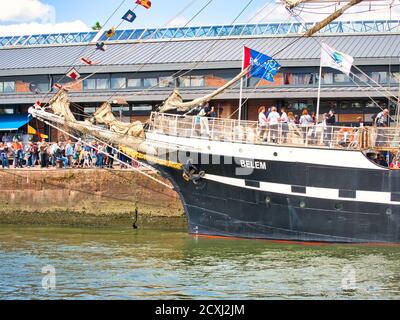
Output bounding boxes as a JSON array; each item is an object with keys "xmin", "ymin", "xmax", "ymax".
[
  {"xmin": 81, "ymin": 57, "xmax": 96, "ymax": 65},
  {"xmin": 53, "ymin": 83, "xmax": 63, "ymax": 90},
  {"xmin": 66, "ymin": 68, "xmax": 81, "ymax": 80},
  {"xmin": 34, "ymin": 101, "xmax": 42, "ymax": 109},
  {"xmin": 136, "ymin": 0, "xmax": 151, "ymax": 9}
]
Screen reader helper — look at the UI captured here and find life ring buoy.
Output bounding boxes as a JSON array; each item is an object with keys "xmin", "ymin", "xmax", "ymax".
[{"xmin": 337, "ymin": 127, "xmax": 355, "ymax": 144}]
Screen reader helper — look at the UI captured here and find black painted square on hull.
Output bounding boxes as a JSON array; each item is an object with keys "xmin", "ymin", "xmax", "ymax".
[
  {"xmin": 291, "ymin": 186, "xmax": 306, "ymax": 194},
  {"xmin": 245, "ymin": 180, "xmax": 260, "ymax": 188},
  {"xmin": 339, "ymin": 190, "xmax": 356, "ymax": 199}
]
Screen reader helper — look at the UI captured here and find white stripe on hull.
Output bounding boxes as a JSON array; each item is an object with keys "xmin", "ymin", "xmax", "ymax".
[
  {"xmin": 204, "ymin": 174, "xmax": 398, "ymax": 206},
  {"xmin": 146, "ymin": 132, "xmax": 384, "ymax": 171}
]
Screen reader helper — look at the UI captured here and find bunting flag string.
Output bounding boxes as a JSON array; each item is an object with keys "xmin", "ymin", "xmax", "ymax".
[
  {"xmin": 80, "ymin": 57, "xmax": 97, "ymax": 65},
  {"xmin": 96, "ymin": 42, "xmax": 106, "ymax": 51},
  {"xmin": 122, "ymin": 9, "xmax": 137, "ymax": 22},
  {"xmin": 136, "ymin": 0, "xmax": 151, "ymax": 9},
  {"xmin": 66, "ymin": 68, "xmax": 81, "ymax": 80},
  {"xmin": 28, "ymin": 125, "xmax": 49, "ymax": 139},
  {"xmin": 105, "ymin": 27, "xmax": 116, "ymax": 39}
]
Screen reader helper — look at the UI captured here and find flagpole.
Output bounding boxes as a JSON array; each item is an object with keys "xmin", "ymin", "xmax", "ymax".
[
  {"xmin": 238, "ymin": 46, "xmax": 245, "ymax": 124},
  {"xmin": 316, "ymin": 62, "xmax": 323, "ymax": 125}
]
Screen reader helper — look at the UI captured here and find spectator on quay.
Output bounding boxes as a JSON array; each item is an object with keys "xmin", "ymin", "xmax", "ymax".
[
  {"xmin": 50, "ymin": 142, "xmax": 59, "ymax": 167},
  {"xmin": 39, "ymin": 139, "xmax": 49, "ymax": 168},
  {"xmin": 25, "ymin": 142, "xmax": 34, "ymax": 168},
  {"xmin": 96, "ymin": 144, "xmax": 105, "ymax": 168},
  {"xmin": 32, "ymin": 142, "xmax": 39, "ymax": 167},
  {"xmin": 65, "ymin": 140, "xmax": 74, "ymax": 167},
  {"xmin": 0, "ymin": 142, "xmax": 10, "ymax": 168},
  {"xmin": 74, "ymin": 142, "xmax": 83, "ymax": 167},
  {"xmin": 106, "ymin": 144, "xmax": 117, "ymax": 169},
  {"xmin": 12, "ymin": 140, "xmax": 23, "ymax": 168},
  {"xmin": 55, "ymin": 142, "xmax": 68, "ymax": 168}
]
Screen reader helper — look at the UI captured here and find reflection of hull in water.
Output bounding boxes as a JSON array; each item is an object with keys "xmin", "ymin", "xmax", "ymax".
[{"xmin": 148, "ymin": 135, "xmax": 400, "ymax": 243}]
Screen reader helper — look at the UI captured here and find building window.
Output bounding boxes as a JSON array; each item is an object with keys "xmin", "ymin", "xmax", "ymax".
[
  {"xmin": 334, "ymin": 73, "xmax": 350, "ymax": 83},
  {"xmin": 390, "ymin": 72, "xmax": 400, "ymax": 83},
  {"xmin": 321, "ymin": 72, "xmax": 333, "ymax": 84},
  {"xmin": 83, "ymin": 79, "xmax": 96, "ymax": 90},
  {"xmin": 0, "ymin": 81, "xmax": 16, "ymax": 93},
  {"xmin": 0, "ymin": 108, "xmax": 14, "ymax": 114},
  {"xmin": 159, "ymin": 76, "xmax": 175, "ymax": 88},
  {"xmin": 369, "ymin": 72, "xmax": 387, "ymax": 84},
  {"xmin": 127, "ymin": 78, "xmax": 142, "ymax": 88},
  {"xmin": 111, "ymin": 77, "xmax": 126, "ymax": 89},
  {"xmin": 144, "ymin": 78, "xmax": 158, "ymax": 87},
  {"xmin": 284, "ymin": 73, "xmax": 314, "ymax": 85},
  {"xmin": 179, "ymin": 76, "xmax": 205, "ymax": 87},
  {"xmin": 84, "ymin": 107, "xmax": 96, "ymax": 114},
  {"xmin": 96, "ymin": 78, "xmax": 110, "ymax": 90}
]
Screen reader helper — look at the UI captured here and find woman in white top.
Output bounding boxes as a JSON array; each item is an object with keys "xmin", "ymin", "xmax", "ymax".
[
  {"xmin": 258, "ymin": 106, "xmax": 268, "ymax": 142},
  {"xmin": 299, "ymin": 109, "xmax": 314, "ymax": 143},
  {"xmin": 267, "ymin": 106, "xmax": 280, "ymax": 143},
  {"xmin": 280, "ymin": 107, "xmax": 289, "ymax": 143}
]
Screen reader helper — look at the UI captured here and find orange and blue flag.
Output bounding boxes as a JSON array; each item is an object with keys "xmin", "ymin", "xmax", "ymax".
[
  {"xmin": 136, "ymin": 0, "xmax": 151, "ymax": 9},
  {"xmin": 243, "ymin": 46, "xmax": 281, "ymax": 82}
]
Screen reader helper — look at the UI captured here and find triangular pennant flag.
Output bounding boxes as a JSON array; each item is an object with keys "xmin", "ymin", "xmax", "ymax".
[
  {"xmin": 66, "ymin": 68, "xmax": 81, "ymax": 80},
  {"xmin": 105, "ymin": 27, "xmax": 116, "ymax": 39},
  {"xmin": 122, "ymin": 10, "xmax": 137, "ymax": 23},
  {"xmin": 96, "ymin": 42, "xmax": 106, "ymax": 51},
  {"xmin": 80, "ymin": 57, "xmax": 97, "ymax": 65},
  {"xmin": 136, "ymin": 0, "xmax": 151, "ymax": 9}
]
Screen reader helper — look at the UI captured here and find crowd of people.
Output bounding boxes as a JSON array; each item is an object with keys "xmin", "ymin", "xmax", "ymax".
[{"xmin": 0, "ymin": 139, "xmax": 133, "ymax": 169}]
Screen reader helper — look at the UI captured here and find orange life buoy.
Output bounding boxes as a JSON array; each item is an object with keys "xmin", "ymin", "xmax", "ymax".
[{"xmin": 337, "ymin": 127, "xmax": 355, "ymax": 144}]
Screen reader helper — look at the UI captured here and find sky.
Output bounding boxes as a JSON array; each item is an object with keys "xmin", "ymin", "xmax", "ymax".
[{"xmin": 0, "ymin": 0, "xmax": 400, "ymax": 36}]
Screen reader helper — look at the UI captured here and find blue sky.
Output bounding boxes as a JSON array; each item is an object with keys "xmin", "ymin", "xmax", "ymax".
[{"xmin": 0, "ymin": 0, "xmax": 399, "ymax": 36}]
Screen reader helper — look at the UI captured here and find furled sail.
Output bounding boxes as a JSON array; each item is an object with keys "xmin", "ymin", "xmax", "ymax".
[
  {"xmin": 158, "ymin": 66, "xmax": 250, "ymax": 113},
  {"xmin": 93, "ymin": 102, "xmax": 145, "ymax": 138},
  {"xmin": 49, "ymin": 89, "xmax": 76, "ymax": 122}
]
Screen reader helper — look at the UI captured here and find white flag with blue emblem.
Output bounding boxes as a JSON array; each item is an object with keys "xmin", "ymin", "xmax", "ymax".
[{"xmin": 321, "ymin": 43, "xmax": 354, "ymax": 76}]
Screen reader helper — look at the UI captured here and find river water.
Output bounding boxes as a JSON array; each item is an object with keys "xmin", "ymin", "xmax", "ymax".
[{"xmin": 1, "ymin": 224, "xmax": 400, "ymax": 300}]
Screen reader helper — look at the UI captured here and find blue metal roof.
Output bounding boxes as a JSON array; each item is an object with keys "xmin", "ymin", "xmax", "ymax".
[
  {"xmin": 0, "ymin": 114, "xmax": 30, "ymax": 131},
  {"xmin": 1, "ymin": 20, "xmax": 400, "ymax": 49}
]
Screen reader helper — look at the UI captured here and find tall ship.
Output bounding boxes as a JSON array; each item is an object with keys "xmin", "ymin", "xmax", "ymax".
[{"xmin": 27, "ymin": 0, "xmax": 400, "ymax": 243}]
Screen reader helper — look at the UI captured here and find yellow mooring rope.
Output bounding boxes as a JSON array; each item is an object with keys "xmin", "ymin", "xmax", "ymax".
[{"xmin": 119, "ymin": 146, "xmax": 183, "ymax": 170}]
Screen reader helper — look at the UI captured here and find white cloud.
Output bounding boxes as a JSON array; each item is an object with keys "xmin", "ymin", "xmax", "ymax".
[
  {"xmin": 165, "ymin": 16, "xmax": 190, "ymax": 27},
  {"xmin": 0, "ymin": 0, "xmax": 54, "ymax": 23},
  {"xmin": 0, "ymin": 20, "xmax": 89, "ymax": 36}
]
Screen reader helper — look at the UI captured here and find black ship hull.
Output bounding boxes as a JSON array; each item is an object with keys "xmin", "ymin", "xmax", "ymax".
[{"xmin": 155, "ymin": 151, "xmax": 400, "ymax": 244}]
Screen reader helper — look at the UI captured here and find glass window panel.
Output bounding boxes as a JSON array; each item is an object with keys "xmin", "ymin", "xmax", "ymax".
[
  {"xmin": 334, "ymin": 73, "xmax": 350, "ymax": 83},
  {"xmin": 96, "ymin": 78, "xmax": 110, "ymax": 90},
  {"xmin": 83, "ymin": 79, "xmax": 96, "ymax": 90},
  {"xmin": 144, "ymin": 78, "xmax": 158, "ymax": 87},
  {"xmin": 179, "ymin": 76, "xmax": 191, "ymax": 87},
  {"xmin": 0, "ymin": 108, "xmax": 14, "ymax": 114},
  {"xmin": 84, "ymin": 107, "xmax": 96, "ymax": 114},
  {"xmin": 190, "ymin": 76, "xmax": 204, "ymax": 87},
  {"xmin": 159, "ymin": 76, "xmax": 175, "ymax": 88},
  {"xmin": 391, "ymin": 72, "xmax": 400, "ymax": 83},
  {"xmin": 321, "ymin": 72, "xmax": 333, "ymax": 84},
  {"xmin": 127, "ymin": 78, "xmax": 142, "ymax": 87},
  {"xmin": 369, "ymin": 72, "xmax": 387, "ymax": 84},
  {"xmin": 0, "ymin": 82, "xmax": 3, "ymax": 93},
  {"xmin": 284, "ymin": 73, "xmax": 314, "ymax": 85},
  {"xmin": 111, "ymin": 77, "xmax": 126, "ymax": 89},
  {"xmin": 3, "ymin": 81, "xmax": 15, "ymax": 93}
]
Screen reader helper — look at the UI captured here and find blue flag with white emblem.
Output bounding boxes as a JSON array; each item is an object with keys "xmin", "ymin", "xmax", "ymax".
[
  {"xmin": 122, "ymin": 10, "xmax": 137, "ymax": 23},
  {"xmin": 243, "ymin": 46, "xmax": 281, "ymax": 82}
]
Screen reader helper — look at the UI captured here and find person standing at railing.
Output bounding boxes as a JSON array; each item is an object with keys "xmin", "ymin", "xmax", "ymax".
[
  {"xmin": 299, "ymin": 109, "xmax": 314, "ymax": 144},
  {"xmin": 198, "ymin": 104, "xmax": 210, "ymax": 137},
  {"xmin": 325, "ymin": 109, "xmax": 336, "ymax": 147},
  {"xmin": 374, "ymin": 108, "xmax": 389, "ymax": 147},
  {"xmin": 258, "ymin": 106, "xmax": 268, "ymax": 142},
  {"xmin": 280, "ymin": 107, "xmax": 288, "ymax": 144},
  {"xmin": 267, "ymin": 107, "xmax": 280, "ymax": 143}
]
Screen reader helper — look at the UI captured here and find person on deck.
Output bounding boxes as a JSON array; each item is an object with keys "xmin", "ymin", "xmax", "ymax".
[
  {"xmin": 267, "ymin": 106, "xmax": 280, "ymax": 143},
  {"xmin": 258, "ymin": 106, "xmax": 268, "ymax": 142},
  {"xmin": 280, "ymin": 107, "xmax": 289, "ymax": 143},
  {"xmin": 299, "ymin": 109, "xmax": 314, "ymax": 144},
  {"xmin": 375, "ymin": 108, "xmax": 390, "ymax": 147}
]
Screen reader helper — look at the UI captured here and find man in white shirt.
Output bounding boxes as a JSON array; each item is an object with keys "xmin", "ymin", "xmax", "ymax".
[
  {"xmin": 267, "ymin": 107, "xmax": 280, "ymax": 143},
  {"xmin": 280, "ymin": 107, "xmax": 288, "ymax": 143}
]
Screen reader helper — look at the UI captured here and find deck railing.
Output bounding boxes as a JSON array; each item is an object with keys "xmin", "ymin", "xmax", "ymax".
[{"xmin": 148, "ymin": 112, "xmax": 400, "ymax": 151}]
